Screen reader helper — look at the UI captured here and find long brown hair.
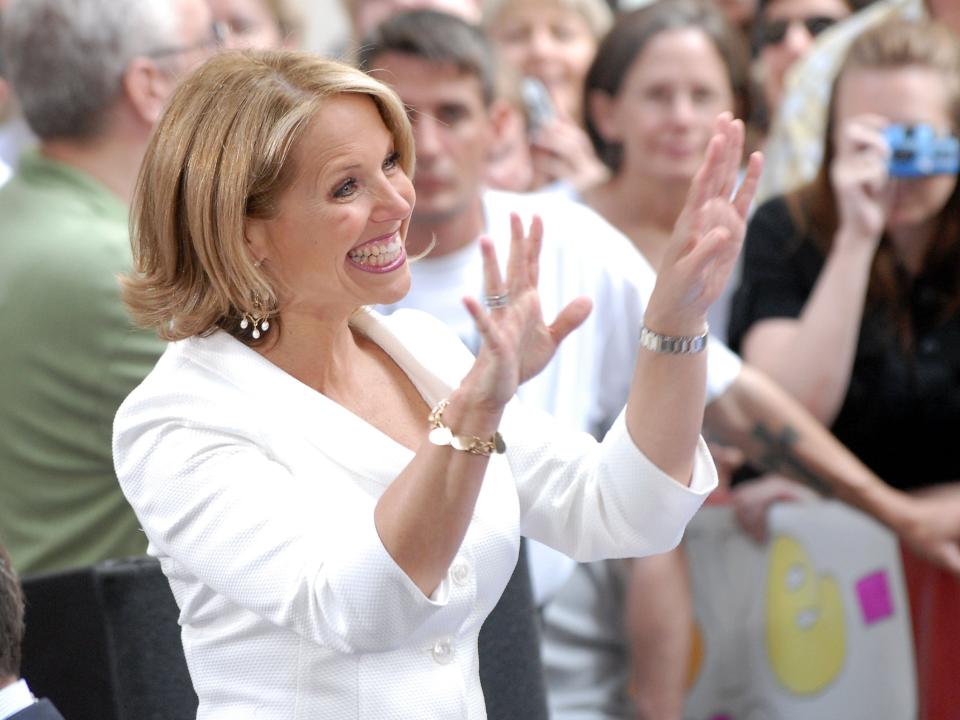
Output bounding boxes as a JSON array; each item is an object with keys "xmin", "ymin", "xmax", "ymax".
[{"xmin": 790, "ymin": 18, "xmax": 960, "ymax": 344}]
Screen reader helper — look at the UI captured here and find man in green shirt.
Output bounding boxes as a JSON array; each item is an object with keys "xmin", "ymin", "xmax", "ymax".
[{"xmin": 0, "ymin": 0, "xmax": 220, "ymax": 575}]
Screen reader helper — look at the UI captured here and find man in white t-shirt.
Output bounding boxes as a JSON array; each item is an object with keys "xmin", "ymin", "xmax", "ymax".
[{"xmin": 360, "ymin": 9, "xmax": 960, "ymax": 720}]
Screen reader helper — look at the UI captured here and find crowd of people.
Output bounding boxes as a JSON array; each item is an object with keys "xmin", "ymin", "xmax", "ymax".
[{"xmin": 1, "ymin": 0, "xmax": 959, "ymax": 718}]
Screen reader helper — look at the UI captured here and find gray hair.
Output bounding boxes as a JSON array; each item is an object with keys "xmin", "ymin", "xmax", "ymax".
[{"xmin": 1, "ymin": 0, "xmax": 180, "ymax": 140}]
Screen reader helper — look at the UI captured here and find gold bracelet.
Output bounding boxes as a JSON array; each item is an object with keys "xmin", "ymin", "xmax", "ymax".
[{"xmin": 427, "ymin": 399, "xmax": 506, "ymax": 456}]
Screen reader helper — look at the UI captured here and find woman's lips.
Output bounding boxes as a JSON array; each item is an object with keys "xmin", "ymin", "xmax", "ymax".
[{"xmin": 347, "ymin": 233, "xmax": 406, "ymax": 273}]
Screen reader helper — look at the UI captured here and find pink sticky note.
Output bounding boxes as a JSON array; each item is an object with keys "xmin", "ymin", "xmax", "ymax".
[{"xmin": 856, "ymin": 570, "xmax": 894, "ymax": 624}]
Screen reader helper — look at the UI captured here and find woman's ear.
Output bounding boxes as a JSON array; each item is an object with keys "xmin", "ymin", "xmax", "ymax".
[
  {"xmin": 587, "ymin": 89, "xmax": 621, "ymax": 143},
  {"xmin": 244, "ymin": 218, "xmax": 271, "ymax": 266}
]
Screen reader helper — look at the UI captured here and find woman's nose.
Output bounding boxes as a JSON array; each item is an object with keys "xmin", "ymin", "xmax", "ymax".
[
  {"xmin": 783, "ymin": 20, "xmax": 814, "ymax": 59},
  {"xmin": 372, "ymin": 175, "xmax": 414, "ymax": 223}
]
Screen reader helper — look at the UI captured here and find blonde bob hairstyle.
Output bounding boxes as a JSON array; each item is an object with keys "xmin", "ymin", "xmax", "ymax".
[{"xmin": 122, "ymin": 50, "xmax": 414, "ymax": 344}]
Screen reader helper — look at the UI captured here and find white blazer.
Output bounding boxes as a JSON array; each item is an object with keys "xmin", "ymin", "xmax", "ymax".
[{"xmin": 113, "ymin": 308, "xmax": 716, "ymax": 720}]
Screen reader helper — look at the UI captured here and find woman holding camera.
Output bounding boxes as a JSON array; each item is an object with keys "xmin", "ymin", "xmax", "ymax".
[
  {"xmin": 728, "ymin": 17, "xmax": 960, "ymax": 490},
  {"xmin": 730, "ymin": 21, "xmax": 960, "ymax": 716}
]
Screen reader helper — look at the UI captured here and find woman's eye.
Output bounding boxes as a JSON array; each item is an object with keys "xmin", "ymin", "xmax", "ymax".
[
  {"xmin": 333, "ymin": 178, "xmax": 358, "ymax": 199},
  {"xmin": 501, "ymin": 26, "xmax": 531, "ymax": 45},
  {"xmin": 383, "ymin": 151, "xmax": 400, "ymax": 172},
  {"xmin": 551, "ymin": 23, "xmax": 577, "ymax": 42},
  {"xmin": 644, "ymin": 85, "xmax": 671, "ymax": 103},
  {"xmin": 692, "ymin": 87, "xmax": 717, "ymax": 104}
]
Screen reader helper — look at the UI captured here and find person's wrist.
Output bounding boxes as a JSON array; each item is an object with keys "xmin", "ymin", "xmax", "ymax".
[
  {"xmin": 641, "ymin": 306, "xmax": 709, "ymax": 341},
  {"xmin": 428, "ymin": 394, "xmax": 506, "ymax": 456},
  {"xmin": 835, "ymin": 223, "xmax": 882, "ymax": 254},
  {"xmin": 444, "ymin": 387, "xmax": 505, "ymax": 437}
]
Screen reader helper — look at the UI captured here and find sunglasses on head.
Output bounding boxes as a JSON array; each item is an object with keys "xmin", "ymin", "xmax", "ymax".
[{"xmin": 759, "ymin": 16, "xmax": 838, "ymax": 46}]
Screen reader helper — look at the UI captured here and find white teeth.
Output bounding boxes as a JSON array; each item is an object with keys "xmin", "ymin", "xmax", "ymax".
[{"xmin": 349, "ymin": 236, "xmax": 402, "ymax": 267}]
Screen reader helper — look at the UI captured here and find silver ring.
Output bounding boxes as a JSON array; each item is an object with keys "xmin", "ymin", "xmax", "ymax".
[{"xmin": 483, "ymin": 292, "xmax": 510, "ymax": 309}]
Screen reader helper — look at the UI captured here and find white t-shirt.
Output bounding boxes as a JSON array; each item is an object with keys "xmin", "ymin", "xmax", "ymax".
[{"xmin": 382, "ymin": 188, "xmax": 742, "ymax": 602}]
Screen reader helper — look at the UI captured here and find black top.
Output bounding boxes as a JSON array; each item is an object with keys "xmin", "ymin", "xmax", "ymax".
[{"xmin": 728, "ymin": 196, "xmax": 960, "ymax": 491}]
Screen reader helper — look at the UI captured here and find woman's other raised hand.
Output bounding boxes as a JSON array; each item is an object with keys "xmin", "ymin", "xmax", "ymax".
[
  {"xmin": 460, "ymin": 213, "xmax": 592, "ymax": 410},
  {"xmin": 646, "ymin": 113, "xmax": 762, "ymax": 335}
]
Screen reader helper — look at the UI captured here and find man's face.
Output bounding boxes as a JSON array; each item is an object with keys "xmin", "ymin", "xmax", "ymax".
[
  {"xmin": 147, "ymin": 0, "xmax": 220, "ymax": 83},
  {"xmin": 369, "ymin": 52, "xmax": 494, "ymax": 226}
]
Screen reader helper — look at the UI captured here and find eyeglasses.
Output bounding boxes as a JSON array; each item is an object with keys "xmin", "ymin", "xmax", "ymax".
[
  {"xmin": 145, "ymin": 21, "xmax": 227, "ymax": 59},
  {"xmin": 758, "ymin": 16, "xmax": 838, "ymax": 47}
]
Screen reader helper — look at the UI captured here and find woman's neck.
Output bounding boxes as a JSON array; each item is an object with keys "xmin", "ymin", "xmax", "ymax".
[
  {"xmin": 584, "ymin": 169, "xmax": 690, "ymax": 269},
  {"xmin": 888, "ymin": 216, "xmax": 938, "ymax": 277},
  {"xmin": 256, "ymin": 307, "xmax": 366, "ymax": 396}
]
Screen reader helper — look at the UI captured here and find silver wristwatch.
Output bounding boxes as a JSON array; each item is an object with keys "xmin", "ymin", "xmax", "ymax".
[{"xmin": 639, "ymin": 324, "xmax": 709, "ymax": 355}]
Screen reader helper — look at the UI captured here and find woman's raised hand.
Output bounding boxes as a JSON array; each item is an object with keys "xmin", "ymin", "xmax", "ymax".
[
  {"xmin": 530, "ymin": 116, "xmax": 609, "ymax": 192},
  {"xmin": 461, "ymin": 213, "xmax": 592, "ymax": 409},
  {"xmin": 645, "ymin": 113, "xmax": 762, "ymax": 335},
  {"xmin": 831, "ymin": 114, "xmax": 891, "ymax": 247}
]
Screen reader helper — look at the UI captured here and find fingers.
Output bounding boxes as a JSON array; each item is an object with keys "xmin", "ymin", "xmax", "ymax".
[
  {"xmin": 718, "ymin": 114, "xmax": 743, "ymax": 202},
  {"xmin": 505, "ymin": 213, "xmax": 528, "ymax": 293},
  {"xmin": 548, "ymin": 296, "xmax": 592, "ymax": 347},
  {"xmin": 463, "ymin": 295, "xmax": 504, "ymax": 354},
  {"xmin": 479, "ymin": 236, "xmax": 506, "ymax": 298},
  {"xmin": 685, "ymin": 223, "xmax": 735, "ymax": 280},
  {"xmin": 733, "ymin": 151, "xmax": 764, "ymax": 219},
  {"xmin": 687, "ymin": 132, "xmax": 725, "ymax": 212},
  {"xmin": 505, "ymin": 212, "xmax": 543, "ymax": 292},
  {"xmin": 732, "ymin": 492, "xmax": 769, "ymax": 544},
  {"xmin": 526, "ymin": 215, "xmax": 543, "ymax": 288},
  {"xmin": 836, "ymin": 118, "xmax": 889, "ymax": 163}
]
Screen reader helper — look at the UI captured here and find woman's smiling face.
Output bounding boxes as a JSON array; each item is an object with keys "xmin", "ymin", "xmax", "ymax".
[{"xmin": 245, "ymin": 93, "xmax": 416, "ymax": 317}]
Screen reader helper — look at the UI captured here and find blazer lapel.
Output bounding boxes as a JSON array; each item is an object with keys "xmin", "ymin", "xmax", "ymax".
[{"xmin": 181, "ymin": 311, "xmax": 463, "ymax": 489}]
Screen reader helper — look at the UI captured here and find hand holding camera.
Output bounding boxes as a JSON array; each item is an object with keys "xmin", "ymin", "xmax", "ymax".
[{"xmin": 831, "ymin": 114, "xmax": 893, "ymax": 247}]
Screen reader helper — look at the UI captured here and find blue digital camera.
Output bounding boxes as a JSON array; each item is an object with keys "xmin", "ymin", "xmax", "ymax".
[{"xmin": 883, "ymin": 123, "xmax": 960, "ymax": 178}]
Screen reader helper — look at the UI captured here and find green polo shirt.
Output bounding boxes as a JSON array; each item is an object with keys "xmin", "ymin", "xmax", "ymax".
[{"xmin": 0, "ymin": 151, "xmax": 165, "ymax": 575}]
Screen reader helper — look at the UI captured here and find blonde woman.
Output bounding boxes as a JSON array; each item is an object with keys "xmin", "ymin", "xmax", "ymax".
[
  {"xmin": 113, "ymin": 50, "xmax": 758, "ymax": 717},
  {"xmin": 484, "ymin": 0, "xmax": 612, "ymax": 191}
]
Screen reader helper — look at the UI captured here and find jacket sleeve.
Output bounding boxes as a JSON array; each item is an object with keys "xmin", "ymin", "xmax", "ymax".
[
  {"xmin": 502, "ymin": 401, "xmax": 718, "ymax": 562},
  {"xmin": 392, "ymin": 305, "xmax": 719, "ymax": 563},
  {"xmin": 113, "ymin": 386, "xmax": 451, "ymax": 655}
]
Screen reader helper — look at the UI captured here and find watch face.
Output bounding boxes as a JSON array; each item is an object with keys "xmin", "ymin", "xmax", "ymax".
[{"xmin": 429, "ymin": 426, "xmax": 453, "ymax": 446}]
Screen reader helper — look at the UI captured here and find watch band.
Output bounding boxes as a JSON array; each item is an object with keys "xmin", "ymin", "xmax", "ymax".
[
  {"xmin": 639, "ymin": 323, "xmax": 709, "ymax": 355},
  {"xmin": 427, "ymin": 399, "xmax": 506, "ymax": 456}
]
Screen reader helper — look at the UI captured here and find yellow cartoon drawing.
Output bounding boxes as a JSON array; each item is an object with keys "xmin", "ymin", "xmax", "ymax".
[{"xmin": 766, "ymin": 535, "xmax": 845, "ymax": 694}]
